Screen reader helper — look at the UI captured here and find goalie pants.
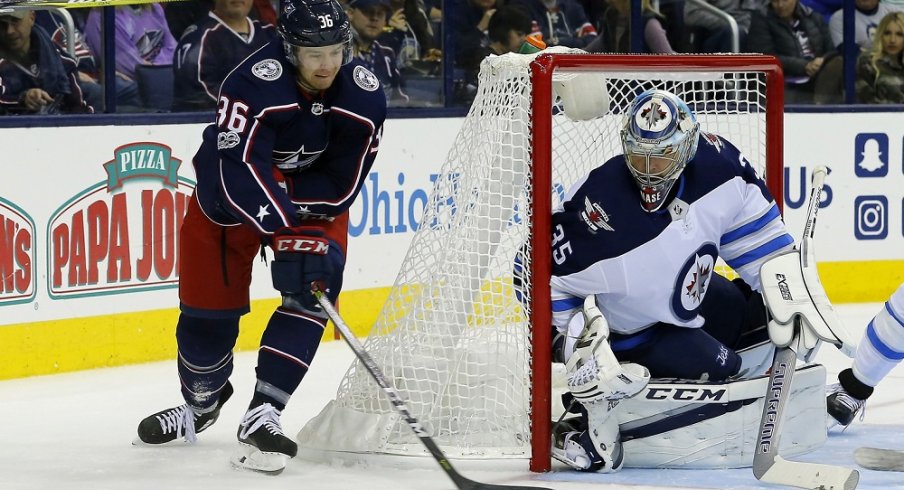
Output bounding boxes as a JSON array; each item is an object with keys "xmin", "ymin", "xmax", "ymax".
[{"xmin": 609, "ymin": 274, "xmax": 766, "ymax": 381}]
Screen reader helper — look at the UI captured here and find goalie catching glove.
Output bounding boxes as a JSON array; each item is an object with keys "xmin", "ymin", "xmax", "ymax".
[
  {"xmin": 555, "ymin": 296, "xmax": 650, "ymax": 473},
  {"xmin": 270, "ymin": 226, "xmax": 333, "ymax": 312}
]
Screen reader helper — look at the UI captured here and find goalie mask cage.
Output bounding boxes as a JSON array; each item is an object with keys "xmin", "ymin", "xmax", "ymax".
[{"xmin": 298, "ymin": 51, "xmax": 784, "ymax": 472}]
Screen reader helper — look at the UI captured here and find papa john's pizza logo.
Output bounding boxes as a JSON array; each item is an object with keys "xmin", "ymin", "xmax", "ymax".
[
  {"xmin": 46, "ymin": 142, "xmax": 195, "ymax": 299},
  {"xmin": 670, "ymin": 243, "xmax": 717, "ymax": 321},
  {"xmin": 0, "ymin": 198, "xmax": 36, "ymax": 306}
]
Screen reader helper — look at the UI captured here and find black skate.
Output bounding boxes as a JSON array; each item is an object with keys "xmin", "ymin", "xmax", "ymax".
[
  {"xmin": 231, "ymin": 402, "xmax": 297, "ymax": 475},
  {"xmin": 135, "ymin": 382, "xmax": 233, "ymax": 444},
  {"xmin": 826, "ymin": 383, "xmax": 865, "ymax": 429}
]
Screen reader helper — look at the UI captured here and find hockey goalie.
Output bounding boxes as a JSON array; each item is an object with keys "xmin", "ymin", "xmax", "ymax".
[{"xmin": 545, "ymin": 89, "xmax": 857, "ymax": 472}]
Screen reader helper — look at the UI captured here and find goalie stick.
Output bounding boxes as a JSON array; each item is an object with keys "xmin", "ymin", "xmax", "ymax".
[
  {"xmin": 752, "ymin": 167, "xmax": 860, "ymax": 490},
  {"xmin": 853, "ymin": 447, "xmax": 904, "ymax": 472},
  {"xmin": 313, "ymin": 288, "xmax": 554, "ymax": 490}
]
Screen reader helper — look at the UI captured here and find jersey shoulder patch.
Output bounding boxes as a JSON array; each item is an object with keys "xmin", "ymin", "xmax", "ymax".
[
  {"xmin": 353, "ymin": 65, "xmax": 380, "ymax": 91},
  {"xmin": 251, "ymin": 58, "xmax": 283, "ymax": 81}
]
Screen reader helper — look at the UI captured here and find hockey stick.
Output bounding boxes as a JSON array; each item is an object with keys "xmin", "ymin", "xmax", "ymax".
[
  {"xmin": 752, "ymin": 167, "xmax": 859, "ymax": 490},
  {"xmin": 0, "ymin": 0, "xmax": 185, "ymax": 9},
  {"xmin": 854, "ymin": 447, "xmax": 904, "ymax": 472},
  {"xmin": 313, "ymin": 288, "xmax": 554, "ymax": 490}
]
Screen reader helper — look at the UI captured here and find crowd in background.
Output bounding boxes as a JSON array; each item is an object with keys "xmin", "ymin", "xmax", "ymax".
[{"xmin": 0, "ymin": 0, "xmax": 902, "ymax": 115}]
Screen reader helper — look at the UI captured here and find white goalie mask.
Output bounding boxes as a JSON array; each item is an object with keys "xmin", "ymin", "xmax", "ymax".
[{"xmin": 621, "ymin": 89, "xmax": 700, "ymax": 212}]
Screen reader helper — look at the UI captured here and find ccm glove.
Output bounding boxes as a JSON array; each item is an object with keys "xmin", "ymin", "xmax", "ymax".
[{"xmin": 270, "ymin": 227, "xmax": 333, "ymax": 310}]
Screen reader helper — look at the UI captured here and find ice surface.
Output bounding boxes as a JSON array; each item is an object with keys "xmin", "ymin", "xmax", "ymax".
[{"xmin": 1, "ymin": 303, "xmax": 902, "ymax": 490}]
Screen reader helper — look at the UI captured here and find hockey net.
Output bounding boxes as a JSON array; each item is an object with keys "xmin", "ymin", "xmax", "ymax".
[{"xmin": 297, "ymin": 50, "xmax": 784, "ymax": 471}]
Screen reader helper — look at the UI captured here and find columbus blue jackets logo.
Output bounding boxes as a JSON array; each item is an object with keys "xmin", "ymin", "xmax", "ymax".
[
  {"xmin": 252, "ymin": 59, "xmax": 282, "ymax": 81},
  {"xmin": 671, "ymin": 243, "xmax": 717, "ymax": 321},
  {"xmin": 353, "ymin": 65, "xmax": 380, "ymax": 92},
  {"xmin": 580, "ymin": 196, "xmax": 614, "ymax": 233}
]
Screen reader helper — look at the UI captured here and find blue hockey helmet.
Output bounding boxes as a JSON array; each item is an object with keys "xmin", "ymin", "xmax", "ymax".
[
  {"xmin": 620, "ymin": 89, "xmax": 700, "ymax": 212},
  {"xmin": 277, "ymin": 0, "xmax": 353, "ymax": 66}
]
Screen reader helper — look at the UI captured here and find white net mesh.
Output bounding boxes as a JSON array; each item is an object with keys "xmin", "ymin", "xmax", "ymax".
[{"xmin": 298, "ymin": 50, "xmax": 773, "ymax": 460}]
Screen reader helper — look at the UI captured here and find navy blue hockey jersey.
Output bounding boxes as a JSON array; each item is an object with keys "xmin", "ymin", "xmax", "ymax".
[
  {"xmin": 173, "ymin": 12, "xmax": 275, "ymax": 111},
  {"xmin": 191, "ymin": 39, "xmax": 387, "ymax": 236},
  {"xmin": 549, "ymin": 133, "xmax": 794, "ymax": 335}
]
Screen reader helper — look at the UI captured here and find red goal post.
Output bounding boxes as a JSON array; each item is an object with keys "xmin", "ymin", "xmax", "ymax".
[{"xmin": 528, "ymin": 53, "xmax": 785, "ymax": 472}]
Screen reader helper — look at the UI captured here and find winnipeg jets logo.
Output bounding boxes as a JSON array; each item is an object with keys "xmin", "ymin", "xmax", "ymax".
[
  {"xmin": 252, "ymin": 59, "xmax": 282, "ymax": 81},
  {"xmin": 579, "ymin": 196, "xmax": 614, "ymax": 233},
  {"xmin": 635, "ymin": 98, "xmax": 672, "ymax": 132},
  {"xmin": 670, "ymin": 243, "xmax": 718, "ymax": 321},
  {"xmin": 353, "ymin": 65, "xmax": 380, "ymax": 91},
  {"xmin": 701, "ymin": 131, "xmax": 723, "ymax": 152},
  {"xmin": 684, "ymin": 258, "xmax": 711, "ymax": 304}
]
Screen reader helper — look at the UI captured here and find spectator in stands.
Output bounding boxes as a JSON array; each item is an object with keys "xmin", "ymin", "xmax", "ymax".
[
  {"xmin": 0, "ymin": 9, "xmax": 91, "ymax": 114},
  {"xmin": 348, "ymin": 0, "xmax": 409, "ymax": 104},
  {"xmin": 684, "ymin": 0, "xmax": 764, "ymax": 53},
  {"xmin": 172, "ymin": 0, "xmax": 275, "ymax": 112},
  {"xmin": 380, "ymin": 0, "xmax": 441, "ymax": 72},
  {"xmin": 456, "ymin": 0, "xmax": 501, "ymax": 73},
  {"xmin": 85, "ymin": 4, "xmax": 177, "ymax": 111},
  {"xmin": 512, "ymin": 0, "xmax": 597, "ymax": 48},
  {"xmin": 585, "ymin": 0, "xmax": 675, "ymax": 53},
  {"xmin": 829, "ymin": 0, "xmax": 900, "ymax": 51},
  {"xmin": 164, "ymin": 0, "xmax": 214, "ymax": 40},
  {"xmin": 800, "ymin": 0, "xmax": 841, "ymax": 21},
  {"xmin": 748, "ymin": 0, "xmax": 844, "ymax": 103},
  {"xmin": 38, "ymin": 9, "xmax": 143, "ymax": 111},
  {"xmin": 856, "ymin": 11, "xmax": 904, "ymax": 102},
  {"xmin": 164, "ymin": 0, "xmax": 277, "ymax": 40},
  {"xmin": 459, "ymin": 5, "xmax": 532, "ymax": 86}
]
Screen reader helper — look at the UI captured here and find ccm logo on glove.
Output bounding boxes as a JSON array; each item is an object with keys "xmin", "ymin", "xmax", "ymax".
[{"xmin": 273, "ymin": 237, "xmax": 329, "ymax": 254}]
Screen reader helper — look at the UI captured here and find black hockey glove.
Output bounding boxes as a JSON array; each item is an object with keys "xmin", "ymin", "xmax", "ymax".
[{"xmin": 270, "ymin": 226, "xmax": 333, "ymax": 311}]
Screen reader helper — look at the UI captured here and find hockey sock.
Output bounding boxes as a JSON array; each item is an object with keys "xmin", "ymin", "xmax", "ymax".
[
  {"xmin": 838, "ymin": 368, "xmax": 874, "ymax": 400},
  {"xmin": 254, "ymin": 306, "xmax": 327, "ymax": 409},
  {"xmin": 176, "ymin": 314, "xmax": 239, "ymax": 411}
]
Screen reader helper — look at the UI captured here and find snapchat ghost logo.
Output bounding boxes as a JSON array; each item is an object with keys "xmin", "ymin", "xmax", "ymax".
[{"xmin": 855, "ymin": 133, "xmax": 888, "ymax": 177}]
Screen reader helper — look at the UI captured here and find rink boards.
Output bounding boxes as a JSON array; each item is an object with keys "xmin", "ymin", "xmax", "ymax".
[{"xmin": 0, "ymin": 112, "xmax": 902, "ymax": 379}]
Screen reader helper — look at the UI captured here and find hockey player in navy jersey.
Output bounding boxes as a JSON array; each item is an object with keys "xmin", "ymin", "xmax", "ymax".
[
  {"xmin": 172, "ymin": 0, "xmax": 276, "ymax": 111},
  {"xmin": 135, "ymin": 0, "xmax": 386, "ymax": 475},
  {"xmin": 548, "ymin": 89, "xmax": 795, "ymax": 472}
]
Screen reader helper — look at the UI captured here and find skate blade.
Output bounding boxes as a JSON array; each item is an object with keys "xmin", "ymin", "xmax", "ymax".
[
  {"xmin": 230, "ymin": 443, "xmax": 288, "ymax": 475},
  {"xmin": 131, "ymin": 436, "xmax": 190, "ymax": 447}
]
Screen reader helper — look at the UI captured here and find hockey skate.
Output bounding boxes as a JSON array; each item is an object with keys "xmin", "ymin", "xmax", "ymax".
[
  {"xmin": 231, "ymin": 401, "xmax": 298, "ymax": 475},
  {"xmin": 826, "ymin": 383, "xmax": 865, "ymax": 429},
  {"xmin": 135, "ymin": 381, "xmax": 234, "ymax": 445}
]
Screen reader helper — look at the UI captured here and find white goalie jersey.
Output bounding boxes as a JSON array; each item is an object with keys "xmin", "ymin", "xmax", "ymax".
[{"xmin": 549, "ymin": 133, "xmax": 795, "ymax": 335}]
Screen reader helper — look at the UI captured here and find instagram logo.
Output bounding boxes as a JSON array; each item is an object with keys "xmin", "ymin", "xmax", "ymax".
[{"xmin": 854, "ymin": 196, "xmax": 887, "ymax": 239}]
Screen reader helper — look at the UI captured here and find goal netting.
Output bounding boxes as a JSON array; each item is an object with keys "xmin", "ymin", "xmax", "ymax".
[{"xmin": 297, "ymin": 49, "xmax": 783, "ymax": 471}]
